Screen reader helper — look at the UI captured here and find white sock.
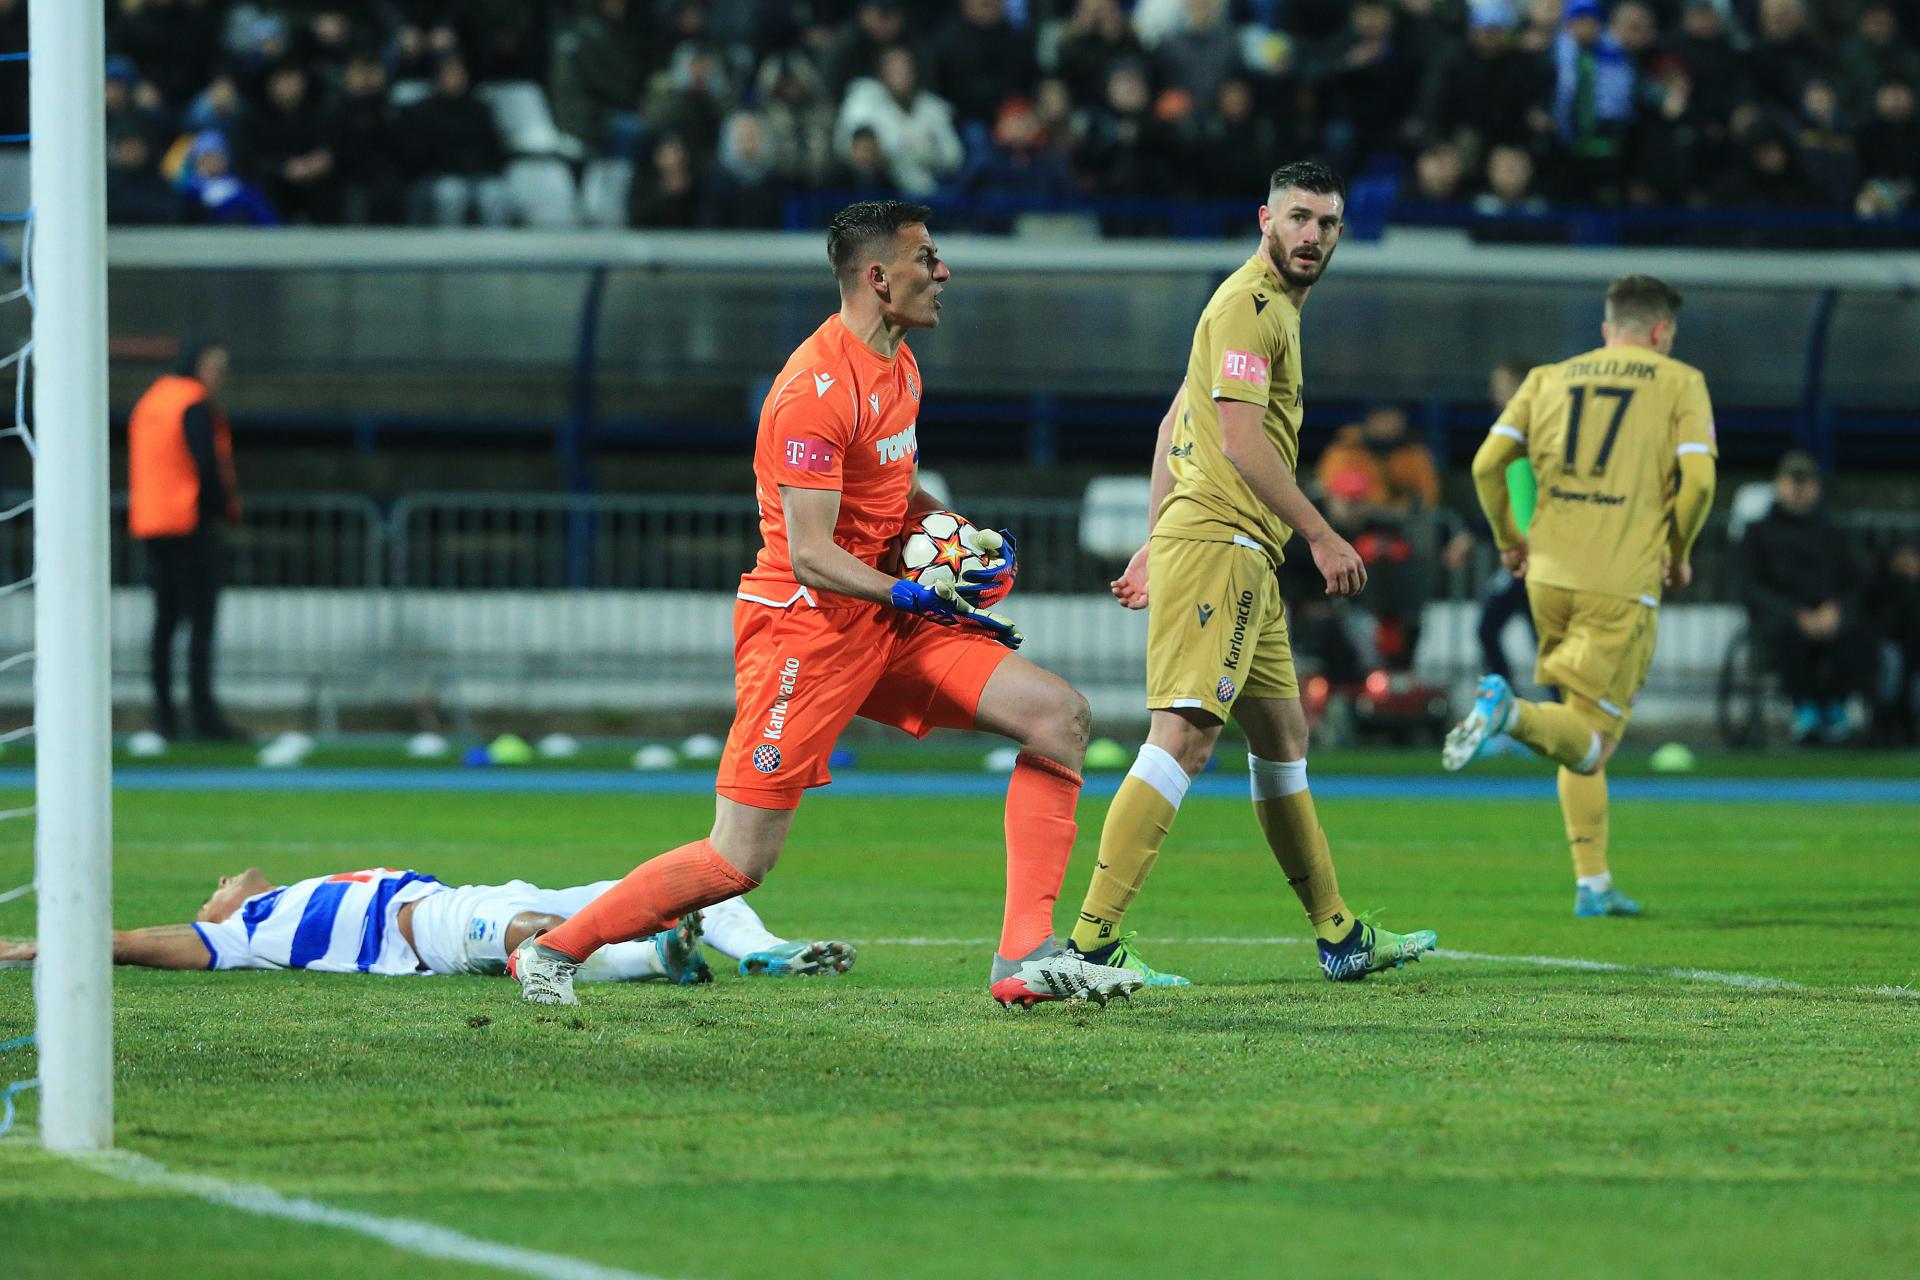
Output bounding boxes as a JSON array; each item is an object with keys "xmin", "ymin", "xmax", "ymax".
[
  {"xmin": 1577, "ymin": 872, "xmax": 1613, "ymax": 893},
  {"xmin": 577, "ymin": 938, "xmax": 668, "ymax": 982},
  {"xmin": 697, "ymin": 895, "xmax": 784, "ymax": 960},
  {"xmin": 1248, "ymin": 754, "xmax": 1309, "ymax": 801},
  {"xmin": 1128, "ymin": 743, "xmax": 1192, "ymax": 808}
]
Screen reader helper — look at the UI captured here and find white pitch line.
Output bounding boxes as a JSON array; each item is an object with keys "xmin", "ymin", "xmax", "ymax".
[
  {"xmin": 857, "ymin": 936, "xmax": 1920, "ymax": 1001},
  {"xmin": 66, "ymin": 1149, "xmax": 676, "ymax": 1280}
]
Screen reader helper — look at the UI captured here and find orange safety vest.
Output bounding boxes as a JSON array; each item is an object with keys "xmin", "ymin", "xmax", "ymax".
[{"xmin": 127, "ymin": 374, "xmax": 238, "ymax": 539}]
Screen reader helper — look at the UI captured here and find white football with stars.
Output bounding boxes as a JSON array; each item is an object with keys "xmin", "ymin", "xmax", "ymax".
[{"xmin": 897, "ymin": 510, "xmax": 1008, "ymax": 603}]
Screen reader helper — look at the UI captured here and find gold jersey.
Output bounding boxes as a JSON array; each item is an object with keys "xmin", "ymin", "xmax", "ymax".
[
  {"xmin": 1154, "ymin": 255, "xmax": 1304, "ymax": 561},
  {"xmin": 1497, "ymin": 345, "xmax": 1717, "ymax": 602}
]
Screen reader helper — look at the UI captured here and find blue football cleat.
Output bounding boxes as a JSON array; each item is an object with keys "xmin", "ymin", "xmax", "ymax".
[
  {"xmin": 1318, "ymin": 917, "xmax": 1438, "ymax": 981},
  {"xmin": 1443, "ymin": 675, "xmax": 1517, "ymax": 772},
  {"xmin": 654, "ymin": 911, "xmax": 712, "ymax": 984},
  {"xmin": 1574, "ymin": 885, "xmax": 1641, "ymax": 917},
  {"xmin": 738, "ymin": 939, "xmax": 857, "ymax": 977}
]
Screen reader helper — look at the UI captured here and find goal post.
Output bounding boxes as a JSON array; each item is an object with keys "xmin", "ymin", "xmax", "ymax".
[{"xmin": 29, "ymin": 0, "xmax": 113, "ymax": 1152}]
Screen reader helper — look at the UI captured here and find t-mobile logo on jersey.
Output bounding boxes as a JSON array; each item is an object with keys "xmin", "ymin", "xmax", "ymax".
[
  {"xmin": 764, "ymin": 657, "xmax": 801, "ymax": 740},
  {"xmin": 875, "ymin": 422, "xmax": 917, "ymax": 464},
  {"xmin": 1221, "ymin": 349, "xmax": 1270, "ymax": 384},
  {"xmin": 784, "ymin": 438, "xmax": 836, "ymax": 473}
]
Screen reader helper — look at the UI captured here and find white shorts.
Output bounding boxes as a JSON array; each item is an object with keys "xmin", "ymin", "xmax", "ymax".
[{"xmin": 407, "ymin": 879, "xmax": 618, "ymax": 975}]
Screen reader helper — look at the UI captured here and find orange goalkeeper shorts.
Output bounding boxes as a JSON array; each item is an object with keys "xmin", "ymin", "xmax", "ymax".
[{"xmin": 715, "ymin": 599, "xmax": 1012, "ymax": 810}]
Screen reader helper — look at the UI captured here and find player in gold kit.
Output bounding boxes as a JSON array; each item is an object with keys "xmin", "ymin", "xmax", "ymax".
[
  {"xmin": 1061, "ymin": 162, "xmax": 1437, "ymax": 985},
  {"xmin": 1444, "ymin": 275, "xmax": 1718, "ymax": 917}
]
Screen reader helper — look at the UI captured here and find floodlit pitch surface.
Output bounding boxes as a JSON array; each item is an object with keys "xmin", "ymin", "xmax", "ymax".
[{"xmin": 3, "ymin": 775, "xmax": 1917, "ymax": 1280}]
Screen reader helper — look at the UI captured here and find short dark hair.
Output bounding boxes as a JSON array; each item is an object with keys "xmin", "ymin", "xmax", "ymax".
[
  {"xmin": 1268, "ymin": 160, "xmax": 1347, "ymax": 203},
  {"xmin": 175, "ymin": 336, "xmax": 228, "ymax": 378},
  {"xmin": 1605, "ymin": 274, "xmax": 1684, "ymax": 329},
  {"xmin": 826, "ymin": 199, "xmax": 933, "ymax": 282}
]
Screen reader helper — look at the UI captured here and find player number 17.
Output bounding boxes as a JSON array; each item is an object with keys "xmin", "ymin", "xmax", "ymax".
[{"xmin": 1564, "ymin": 385, "xmax": 1635, "ymax": 477}]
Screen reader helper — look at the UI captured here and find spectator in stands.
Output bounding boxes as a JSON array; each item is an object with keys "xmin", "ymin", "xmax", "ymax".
[
  {"xmin": 1855, "ymin": 75, "xmax": 1919, "ymax": 208},
  {"xmin": 1551, "ymin": 0, "xmax": 1637, "ymax": 202},
  {"xmin": 240, "ymin": 61, "xmax": 338, "ymax": 224},
  {"xmin": 400, "ymin": 54, "xmax": 511, "ymax": 227},
  {"xmin": 548, "ymin": 0, "xmax": 650, "ymax": 154},
  {"xmin": 928, "ymin": 0, "xmax": 1037, "ymax": 128},
  {"xmin": 1409, "ymin": 140, "xmax": 1473, "ymax": 205},
  {"xmin": 1840, "ymin": 3, "xmax": 1920, "ymax": 114},
  {"xmin": 966, "ymin": 96, "xmax": 1075, "ymax": 197},
  {"xmin": 1474, "ymin": 143, "xmax": 1551, "ymax": 213},
  {"xmin": 1315, "ymin": 0, "xmax": 1424, "ymax": 172},
  {"xmin": 1749, "ymin": 0, "xmax": 1832, "ymax": 112},
  {"xmin": 1411, "ymin": 3, "xmax": 1554, "ymax": 153},
  {"xmin": 822, "ymin": 123, "xmax": 899, "ymax": 194},
  {"xmin": 1794, "ymin": 79, "xmax": 1860, "ymax": 206},
  {"xmin": 1610, "ymin": 0, "xmax": 1659, "ymax": 69},
  {"xmin": 183, "ymin": 72, "xmax": 247, "ymax": 138},
  {"xmin": 385, "ymin": 14, "xmax": 461, "ymax": 85},
  {"xmin": 294, "ymin": 7, "xmax": 356, "ymax": 91},
  {"xmin": 1195, "ymin": 75, "xmax": 1285, "ymax": 199},
  {"xmin": 1663, "ymin": 0, "xmax": 1752, "ymax": 128},
  {"xmin": 1710, "ymin": 118, "xmax": 1820, "ymax": 209},
  {"xmin": 757, "ymin": 51, "xmax": 837, "ymax": 189},
  {"xmin": 1054, "ymin": 0, "xmax": 1148, "ymax": 110},
  {"xmin": 825, "ymin": 0, "xmax": 910, "ymax": 97},
  {"xmin": 105, "ymin": 57, "xmax": 174, "ymax": 154},
  {"xmin": 112, "ymin": 0, "xmax": 220, "ymax": 108},
  {"xmin": 1154, "ymin": 0, "xmax": 1244, "ymax": 110},
  {"xmin": 628, "ymin": 133, "xmax": 699, "ymax": 226},
  {"xmin": 645, "ymin": 42, "xmax": 737, "ymax": 165},
  {"xmin": 834, "ymin": 47, "xmax": 963, "ymax": 197},
  {"xmin": 1738, "ymin": 451, "xmax": 1874, "ymax": 745},
  {"xmin": 699, "ymin": 111, "xmax": 785, "ymax": 228},
  {"xmin": 1867, "ymin": 539, "xmax": 1920, "ymax": 745},
  {"xmin": 108, "ymin": 133, "xmax": 184, "ymax": 225},
  {"xmin": 1076, "ymin": 60, "xmax": 1179, "ymax": 197},
  {"xmin": 169, "ymin": 129, "xmax": 278, "ymax": 225},
  {"xmin": 1315, "ymin": 405, "xmax": 1442, "ymax": 513},
  {"xmin": 128, "ymin": 338, "xmax": 245, "ymax": 743},
  {"xmin": 330, "ymin": 50, "xmax": 409, "ymax": 225},
  {"xmin": 1515, "ymin": 0, "xmax": 1564, "ymax": 55},
  {"xmin": 459, "ymin": 0, "xmax": 553, "ymax": 85}
]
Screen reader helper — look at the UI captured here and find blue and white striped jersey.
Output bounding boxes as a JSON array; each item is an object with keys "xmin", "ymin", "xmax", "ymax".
[{"xmin": 194, "ymin": 868, "xmax": 446, "ymax": 974}]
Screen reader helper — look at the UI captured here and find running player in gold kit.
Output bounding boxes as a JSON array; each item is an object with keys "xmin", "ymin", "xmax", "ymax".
[
  {"xmin": 1061, "ymin": 162, "xmax": 1438, "ymax": 985},
  {"xmin": 1444, "ymin": 275, "xmax": 1718, "ymax": 917}
]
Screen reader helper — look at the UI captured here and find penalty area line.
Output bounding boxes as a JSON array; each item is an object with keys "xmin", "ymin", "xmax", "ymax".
[
  {"xmin": 58, "ymin": 1149, "xmax": 676, "ymax": 1280},
  {"xmin": 859, "ymin": 936, "xmax": 1920, "ymax": 1001}
]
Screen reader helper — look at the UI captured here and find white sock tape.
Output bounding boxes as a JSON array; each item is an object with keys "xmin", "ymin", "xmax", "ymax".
[
  {"xmin": 1575, "ymin": 732, "xmax": 1603, "ymax": 775},
  {"xmin": 1248, "ymin": 754, "xmax": 1309, "ymax": 801},
  {"xmin": 1128, "ymin": 743, "xmax": 1192, "ymax": 808}
]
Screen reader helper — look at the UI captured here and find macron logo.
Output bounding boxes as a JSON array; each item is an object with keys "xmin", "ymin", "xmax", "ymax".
[{"xmin": 813, "ymin": 372, "xmax": 834, "ymax": 398}]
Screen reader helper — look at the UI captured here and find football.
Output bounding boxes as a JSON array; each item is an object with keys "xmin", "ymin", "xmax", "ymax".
[{"xmin": 898, "ymin": 510, "xmax": 1013, "ymax": 606}]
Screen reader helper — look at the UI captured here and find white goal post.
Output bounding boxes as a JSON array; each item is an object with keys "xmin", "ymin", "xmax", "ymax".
[{"xmin": 29, "ymin": 0, "xmax": 113, "ymax": 1151}]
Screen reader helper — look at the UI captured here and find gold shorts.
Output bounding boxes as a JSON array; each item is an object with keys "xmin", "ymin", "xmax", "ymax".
[
  {"xmin": 1528, "ymin": 581, "xmax": 1658, "ymax": 736},
  {"xmin": 1145, "ymin": 534, "xmax": 1296, "ymax": 720}
]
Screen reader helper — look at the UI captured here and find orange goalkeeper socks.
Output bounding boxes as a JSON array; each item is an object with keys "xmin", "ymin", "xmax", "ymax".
[
  {"xmin": 1000, "ymin": 753, "xmax": 1083, "ymax": 960},
  {"xmin": 537, "ymin": 839, "xmax": 758, "ymax": 963}
]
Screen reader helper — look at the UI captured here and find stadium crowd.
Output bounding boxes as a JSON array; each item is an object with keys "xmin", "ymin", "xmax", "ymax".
[{"xmin": 17, "ymin": 0, "xmax": 1911, "ymax": 229}]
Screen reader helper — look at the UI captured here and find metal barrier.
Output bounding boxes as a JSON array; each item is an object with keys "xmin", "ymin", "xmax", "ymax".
[{"xmin": 0, "ymin": 490, "xmax": 1911, "ymax": 726}]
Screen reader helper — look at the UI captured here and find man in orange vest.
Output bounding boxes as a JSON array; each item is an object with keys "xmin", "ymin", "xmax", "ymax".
[{"xmin": 128, "ymin": 338, "xmax": 243, "ymax": 741}]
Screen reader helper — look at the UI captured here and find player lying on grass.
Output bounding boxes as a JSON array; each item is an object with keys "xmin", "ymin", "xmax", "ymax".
[
  {"xmin": 0, "ymin": 865, "xmax": 854, "ymax": 982},
  {"xmin": 1443, "ymin": 274, "xmax": 1717, "ymax": 918},
  {"xmin": 508, "ymin": 200, "xmax": 1145, "ymax": 1011}
]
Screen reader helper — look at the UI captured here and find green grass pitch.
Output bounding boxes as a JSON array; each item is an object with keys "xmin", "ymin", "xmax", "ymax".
[{"xmin": 3, "ymin": 776, "xmax": 1918, "ymax": 1280}]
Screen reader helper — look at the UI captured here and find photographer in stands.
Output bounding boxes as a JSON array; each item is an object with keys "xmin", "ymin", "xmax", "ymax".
[{"xmin": 1737, "ymin": 451, "xmax": 1874, "ymax": 745}]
